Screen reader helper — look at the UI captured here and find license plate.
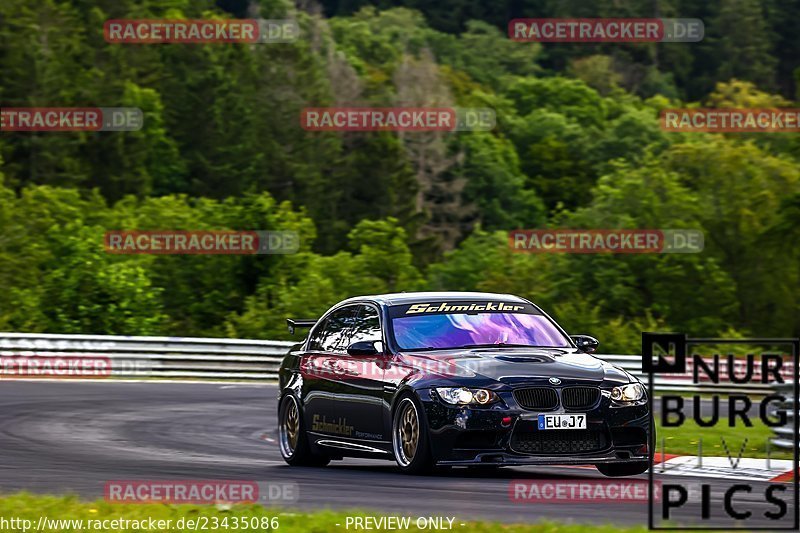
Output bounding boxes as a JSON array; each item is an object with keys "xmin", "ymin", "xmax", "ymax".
[{"xmin": 537, "ymin": 413, "xmax": 587, "ymax": 430}]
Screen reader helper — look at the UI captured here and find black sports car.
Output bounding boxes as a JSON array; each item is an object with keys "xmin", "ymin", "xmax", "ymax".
[{"xmin": 277, "ymin": 292, "xmax": 651, "ymax": 476}]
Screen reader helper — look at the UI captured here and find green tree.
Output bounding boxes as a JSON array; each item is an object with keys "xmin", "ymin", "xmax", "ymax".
[{"xmin": 708, "ymin": 0, "xmax": 777, "ymax": 91}]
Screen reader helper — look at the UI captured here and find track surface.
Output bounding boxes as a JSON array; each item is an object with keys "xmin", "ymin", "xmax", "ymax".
[{"xmin": 0, "ymin": 381, "xmax": 793, "ymax": 528}]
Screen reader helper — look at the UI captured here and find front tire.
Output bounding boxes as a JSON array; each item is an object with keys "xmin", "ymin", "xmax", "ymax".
[
  {"xmin": 278, "ymin": 395, "xmax": 330, "ymax": 467},
  {"xmin": 596, "ymin": 461, "xmax": 649, "ymax": 477},
  {"xmin": 392, "ymin": 395, "xmax": 434, "ymax": 474}
]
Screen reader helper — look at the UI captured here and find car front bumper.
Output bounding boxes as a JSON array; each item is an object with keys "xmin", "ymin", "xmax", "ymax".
[{"xmin": 419, "ymin": 388, "xmax": 651, "ymax": 466}]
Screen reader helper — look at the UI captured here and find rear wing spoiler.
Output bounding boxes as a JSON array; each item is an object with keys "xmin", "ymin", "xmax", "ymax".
[{"xmin": 286, "ymin": 318, "xmax": 317, "ymax": 335}]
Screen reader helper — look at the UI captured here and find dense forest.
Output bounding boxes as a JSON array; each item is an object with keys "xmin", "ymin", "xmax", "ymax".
[{"xmin": 1, "ymin": 0, "xmax": 798, "ymax": 352}]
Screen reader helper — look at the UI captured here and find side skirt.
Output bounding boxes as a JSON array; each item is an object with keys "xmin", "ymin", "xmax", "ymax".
[{"xmin": 309, "ymin": 433, "xmax": 393, "ymax": 459}]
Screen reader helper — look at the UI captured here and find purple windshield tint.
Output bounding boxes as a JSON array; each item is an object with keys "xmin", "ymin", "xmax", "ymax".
[{"xmin": 391, "ymin": 313, "xmax": 571, "ymax": 350}]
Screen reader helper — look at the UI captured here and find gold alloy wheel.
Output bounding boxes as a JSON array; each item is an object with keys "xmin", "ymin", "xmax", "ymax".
[
  {"xmin": 281, "ymin": 397, "xmax": 300, "ymax": 457},
  {"xmin": 394, "ymin": 399, "xmax": 420, "ymax": 466}
]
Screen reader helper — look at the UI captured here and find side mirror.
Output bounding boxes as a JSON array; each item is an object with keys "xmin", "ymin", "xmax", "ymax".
[
  {"xmin": 571, "ymin": 335, "xmax": 599, "ymax": 354},
  {"xmin": 347, "ymin": 340, "xmax": 383, "ymax": 357}
]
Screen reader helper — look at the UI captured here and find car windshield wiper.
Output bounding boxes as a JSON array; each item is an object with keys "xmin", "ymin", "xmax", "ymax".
[
  {"xmin": 405, "ymin": 343, "xmax": 565, "ymax": 351},
  {"xmin": 456, "ymin": 343, "xmax": 539, "ymax": 349}
]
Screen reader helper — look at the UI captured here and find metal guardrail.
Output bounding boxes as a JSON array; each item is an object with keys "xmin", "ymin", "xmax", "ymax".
[
  {"xmin": 0, "ymin": 333, "xmax": 794, "ymax": 448},
  {"xmin": 0, "ymin": 332, "xmax": 295, "ymax": 380},
  {"xmin": 770, "ymin": 383, "xmax": 797, "ymax": 450}
]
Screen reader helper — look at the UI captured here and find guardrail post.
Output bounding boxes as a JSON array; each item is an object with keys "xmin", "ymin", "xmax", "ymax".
[
  {"xmin": 766, "ymin": 439, "xmax": 770, "ymax": 470},
  {"xmin": 697, "ymin": 439, "xmax": 702, "ymax": 468}
]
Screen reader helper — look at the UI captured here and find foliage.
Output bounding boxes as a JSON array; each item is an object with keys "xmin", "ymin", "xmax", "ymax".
[{"xmin": 1, "ymin": 1, "xmax": 798, "ymax": 352}]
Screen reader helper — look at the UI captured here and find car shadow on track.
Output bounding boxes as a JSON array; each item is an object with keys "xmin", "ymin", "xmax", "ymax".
[{"xmin": 310, "ymin": 462, "xmax": 610, "ymax": 480}]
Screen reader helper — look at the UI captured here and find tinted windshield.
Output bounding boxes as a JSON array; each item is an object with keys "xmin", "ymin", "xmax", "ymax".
[{"xmin": 389, "ymin": 302, "xmax": 571, "ymax": 351}]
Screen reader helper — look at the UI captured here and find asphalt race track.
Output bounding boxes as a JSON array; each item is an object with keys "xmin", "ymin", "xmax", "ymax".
[{"xmin": 0, "ymin": 381, "xmax": 793, "ymax": 528}]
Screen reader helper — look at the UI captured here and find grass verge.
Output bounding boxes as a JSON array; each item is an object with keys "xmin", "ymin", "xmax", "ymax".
[{"xmin": 0, "ymin": 493, "xmax": 648, "ymax": 532}]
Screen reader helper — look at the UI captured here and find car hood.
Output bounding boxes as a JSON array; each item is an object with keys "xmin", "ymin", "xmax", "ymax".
[{"xmin": 398, "ymin": 347, "xmax": 632, "ymax": 387}]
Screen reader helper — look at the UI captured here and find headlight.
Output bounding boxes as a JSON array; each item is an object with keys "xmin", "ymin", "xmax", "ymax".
[
  {"xmin": 435, "ymin": 387, "xmax": 497, "ymax": 405},
  {"xmin": 610, "ymin": 383, "xmax": 645, "ymax": 402}
]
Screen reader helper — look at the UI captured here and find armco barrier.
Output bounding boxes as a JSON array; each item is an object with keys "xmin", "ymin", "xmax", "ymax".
[
  {"xmin": 0, "ymin": 332, "xmax": 294, "ymax": 380},
  {"xmin": 0, "ymin": 332, "xmax": 782, "ymax": 390},
  {"xmin": 770, "ymin": 383, "xmax": 797, "ymax": 450},
  {"xmin": 0, "ymin": 333, "xmax": 793, "ymax": 448}
]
